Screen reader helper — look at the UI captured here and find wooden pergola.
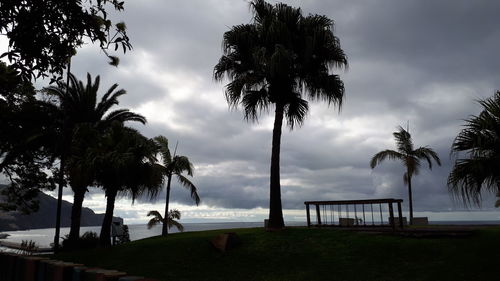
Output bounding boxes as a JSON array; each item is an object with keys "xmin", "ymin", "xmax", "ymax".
[{"xmin": 304, "ymin": 198, "xmax": 404, "ymax": 230}]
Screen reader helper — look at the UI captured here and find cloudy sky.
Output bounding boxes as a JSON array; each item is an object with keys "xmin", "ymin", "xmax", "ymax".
[{"xmin": 4, "ymin": 0, "xmax": 500, "ymax": 224}]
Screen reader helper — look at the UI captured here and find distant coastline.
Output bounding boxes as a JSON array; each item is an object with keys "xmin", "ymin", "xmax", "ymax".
[{"xmin": 0, "ymin": 186, "xmax": 122, "ymax": 232}]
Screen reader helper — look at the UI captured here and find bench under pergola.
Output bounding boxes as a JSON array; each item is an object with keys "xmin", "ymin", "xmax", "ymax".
[{"xmin": 304, "ymin": 198, "xmax": 405, "ymax": 230}]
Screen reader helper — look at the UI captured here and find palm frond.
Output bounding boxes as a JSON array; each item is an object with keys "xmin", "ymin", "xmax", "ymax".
[
  {"xmin": 153, "ymin": 135, "xmax": 172, "ymax": 167},
  {"xmin": 168, "ymin": 209, "xmax": 182, "ymax": 220},
  {"xmin": 413, "ymin": 147, "xmax": 441, "ymax": 169},
  {"xmin": 147, "ymin": 210, "xmax": 164, "ymax": 229},
  {"xmin": 96, "ymin": 86, "xmax": 123, "ymax": 117},
  {"xmin": 104, "ymin": 109, "xmax": 146, "ymax": 125},
  {"xmin": 172, "ymin": 156, "xmax": 194, "ymax": 176},
  {"xmin": 147, "ymin": 217, "xmax": 162, "ymax": 229},
  {"xmin": 168, "ymin": 219, "xmax": 184, "ymax": 232},
  {"xmin": 303, "ymin": 74, "xmax": 344, "ymax": 109},
  {"xmin": 370, "ymin": 150, "xmax": 404, "ymax": 169},
  {"xmin": 147, "ymin": 210, "xmax": 163, "ymax": 219},
  {"xmin": 448, "ymin": 158, "xmax": 490, "ymax": 206},
  {"xmin": 393, "ymin": 126, "xmax": 414, "ymax": 154},
  {"xmin": 448, "ymin": 91, "xmax": 500, "ymax": 206},
  {"xmin": 242, "ymin": 89, "xmax": 270, "ymax": 121},
  {"xmin": 284, "ymin": 93, "xmax": 308, "ymax": 129},
  {"xmin": 176, "ymin": 174, "xmax": 200, "ymax": 205}
]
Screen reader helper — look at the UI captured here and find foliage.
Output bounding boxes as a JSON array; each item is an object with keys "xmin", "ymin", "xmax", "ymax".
[
  {"xmin": 117, "ymin": 225, "xmax": 131, "ymax": 244},
  {"xmin": 54, "ymin": 227, "xmax": 500, "ymax": 281},
  {"xmin": 370, "ymin": 126, "xmax": 441, "ymax": 224},
  {"xmin": 214, "ymin": 0, "xmax": 347, "ymax": 127},
  {"xmin": 42, "ymin": 72, "xmax": 146, "ymax": 242},
  {"xmin": 147, "ymin": 209, "xmax": 184, "ymax": 232},
  {"xmin": 214, "ymin": 0, "xmax": 347, "ymax": 228},
  {"xmin": 448, "ymin": 92, "xmax": 500, "ymax": 206},
  {"xmin": 61, "ymin": 231, "xmax": 100, "ymax": 251},
  {"xmin": 43, "ymin": 72, "xmax": 147, "ymax": 194},
  {"xmin": 0, "ymin": 62, "xmax": 56, "ymax": 213},
  {"xmin": 94, "ymin": 124, "xmax": 164, "ymax": 247},
  {"xmin": 0, "ymin": 0, "xmax": 132, "ymax": 81},
  {"xmin": 95, "ymin": 125, "xmax": 163, "ymax": 200},
  {"xmin": 43, "ymin": 73, "xmax": 146, "ymax": 133}
]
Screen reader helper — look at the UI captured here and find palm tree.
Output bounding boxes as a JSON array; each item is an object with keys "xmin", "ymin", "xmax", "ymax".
[
  {"xmin": 95, "ymin": 124, "xmax": 164, "ymax": 247},
  {"xmin": 43, "ymin": 73, "xmax": 146, "ymax": 242},
  {"xmin": 147, "ymin": 209, "xmax": 184, "ymax": 232},
  {"xmin": 370, "ymin": 126, "xmax": 441, "ymax": 225},
  {"xmin": 448, "ymin": 92, "xmax": 500, "ymax": 206},
  {"xmin": 154, "ymin": 136, "xmax": 199, "ymax": 236},
  {"xmin": 214, "ymin": 0, "xmax": 347, "ymax": 229}
]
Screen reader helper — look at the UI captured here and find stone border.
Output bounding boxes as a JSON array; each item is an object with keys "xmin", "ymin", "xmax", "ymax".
[{"xmin": 0, "ymin": 252, "xmax": 159, "ymax": 281}]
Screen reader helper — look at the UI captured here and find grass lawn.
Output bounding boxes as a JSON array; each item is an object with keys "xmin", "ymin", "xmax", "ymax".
[{"xmin": 53, "ymin": 226, "xmax": 500, "ymax": 281}]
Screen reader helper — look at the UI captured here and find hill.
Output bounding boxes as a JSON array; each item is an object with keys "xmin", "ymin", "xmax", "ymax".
[
  {"xmin": 0, "ymin": 186, "xmax": 122, "ymax": 231},
  {"xmin": 54, "ymin": 226, "xmax": 500, "ymax": 281}
]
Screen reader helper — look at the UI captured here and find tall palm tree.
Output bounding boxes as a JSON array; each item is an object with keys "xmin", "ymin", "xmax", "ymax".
[
  {"xmin": 214, "ymin": 0, "xmax": 347, "ymax": 229},
  {"xmin": 43, "ymin": 73, "xmax": 146, "ymax": 242},
  {"xmin": 448, "ymin": 92, "xmax": 500, "ymax": 206},
  {"xmin": 496, "ymin": 192, "xmax": 500, "ymax": 208},
  {"xmin": 95, "ymin": 124, "xmax": 164, "ymax": 247},
  {"xmin": 147, "ymin": 209, "xmax": 184, "ymax": 232},
  {"xmin": 154, "ymin": 136, "xmax": 199, "ymax": 236},
  {"xmin": 370, "ymin": 126, "xmax": 441, "ymax": 225}
]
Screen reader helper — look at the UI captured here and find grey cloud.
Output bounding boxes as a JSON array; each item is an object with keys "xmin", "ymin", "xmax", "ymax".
[{"xmin": 37, "ymin": 0, "xmax": 500, "ymax": 219}]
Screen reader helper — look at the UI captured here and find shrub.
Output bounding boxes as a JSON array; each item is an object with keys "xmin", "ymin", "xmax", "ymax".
[{"xmin": 61, "ymin": 231, "xmax": 99, "ymax": 251}]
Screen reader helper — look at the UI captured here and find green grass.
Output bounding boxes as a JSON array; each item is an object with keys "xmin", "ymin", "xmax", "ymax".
[{"xmin": 54, "ymin": 227, "xmax": 500, "ymax": 281}]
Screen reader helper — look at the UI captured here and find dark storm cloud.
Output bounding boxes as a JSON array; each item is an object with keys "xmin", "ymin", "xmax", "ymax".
[{"xmin": 41, "ymin": 0, "xmax": 500, "ymax": 218}]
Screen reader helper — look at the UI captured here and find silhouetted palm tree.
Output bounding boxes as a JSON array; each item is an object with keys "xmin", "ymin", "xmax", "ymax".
[
  {"xmin": 96, "ymin": 124, "xmax": 164, "ymax": 247},
  {"xmin": 147, "ymin": 209, "xmax": 184, "ymax": 232},
  {"xmin": 44, "ymin": 73, "xmax": 145, "ymax": 242},
  {"xmin": 214, "ymin": 0, "xmax": 347, "ymax": 229},
  {"xmin": 370, "ymin": 126, "xmax": 441, "ymax": 225},
  {"xmin": 154, "ymin": 136, "xmax": 199, "ymax": 236},
  {"xmin": 448, "ymin": 92, "xmax": 500, "ymax": 206}
]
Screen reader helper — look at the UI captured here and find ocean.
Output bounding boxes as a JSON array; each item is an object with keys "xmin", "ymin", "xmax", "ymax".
[
  {"xmin": 0, "ymin": 221, "xmax": 307, "ymax": 249},
  {"xmin": 1, "ymin": 220, "xmax": 499, "ymax": 250}
]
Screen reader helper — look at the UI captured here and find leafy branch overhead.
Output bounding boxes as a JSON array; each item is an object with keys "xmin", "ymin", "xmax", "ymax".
[{"xmin": 0, "ymin": 0, "xmax": 132, "ymax": 81}]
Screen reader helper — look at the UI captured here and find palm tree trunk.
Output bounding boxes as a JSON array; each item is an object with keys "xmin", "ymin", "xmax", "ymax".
[
  {"xmin": 162, "ymin": 174, "xmax": 172, "ymax": 236},
  {"xmin": 408, "ymin": 174, "xmax": 414, "ymax": 225},
  {"xmin": 53, "ymin": 57, "xmax": 71, "ymax": 252},
  {"xmin": 68, "ymin": 187, "xmax": 86, "ymax": 240},
  {"xmin": 53, "ymin": 156, "xmax": 65, "ymax": 252},
  {"xmin": 268, "ymin": 104, "xmax": 285, "ymax": 230},
  {"xmin": 99, "ymin": 188, "xmax": 118, "ymax": 248}
]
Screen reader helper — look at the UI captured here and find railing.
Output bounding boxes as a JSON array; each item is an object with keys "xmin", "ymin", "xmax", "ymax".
[{"xmin": 304, "ymin": 198, "xmax": 404, "ymax": 230}]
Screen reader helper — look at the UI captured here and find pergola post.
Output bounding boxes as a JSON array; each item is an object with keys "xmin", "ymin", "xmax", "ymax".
[
  {"xmin": 306, "ymin": 203, "xmax": 311, "ymax": 228},
  {"xmin": 315, "ymin": 204, "xmax": 322, "ymax": 226},
  {"xmin": 397, "ymin": 201, "xmax": 404, "ymax": 228},
  {"xmin": 388, "ymin": 202, "xmax": 395, "ymax": 231}
]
